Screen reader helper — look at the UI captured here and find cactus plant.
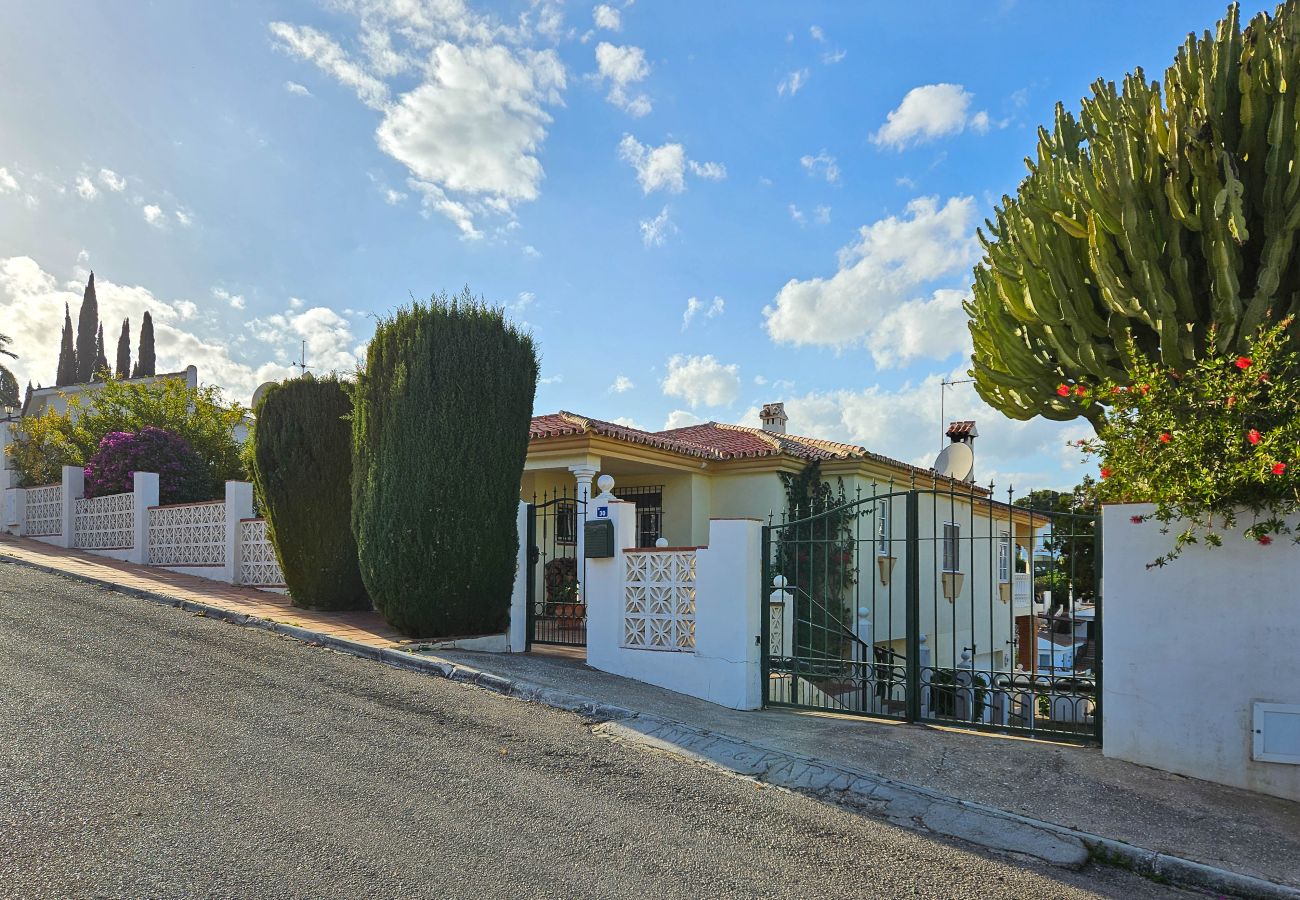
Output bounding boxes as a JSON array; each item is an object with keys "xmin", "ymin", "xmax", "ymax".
[{"xmin": 967, "ymin": 2, "xmax": 1300, "ymax": 427}]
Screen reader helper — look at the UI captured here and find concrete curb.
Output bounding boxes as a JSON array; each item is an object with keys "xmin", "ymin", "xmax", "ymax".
[{"xmin": 4, "ymin": 552, "xmax": 1295, "ymax": 899}]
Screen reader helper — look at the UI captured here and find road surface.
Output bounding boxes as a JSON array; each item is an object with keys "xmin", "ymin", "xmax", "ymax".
[{"xmin": 0, "ymin": 562, "xmax": 1189, "ymax": 899}]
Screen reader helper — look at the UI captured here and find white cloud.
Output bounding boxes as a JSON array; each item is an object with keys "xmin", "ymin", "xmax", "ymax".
[
  {"xmin": 814, "ymin": 204, "xmax": 831, "ymax": 225},
  {"xmin": 618, "ymin": 134, "xmax": 725, "ymax": 193},
  {"xmin": 763, "ymin": 195, "xmax": 979, "ymax": 364},
  {"xmin": 810, "ymin": 25, "xmax": 825, "ymax": 42},
  {"xmin": 175, "ymin": 209, "xmax": 193, "ymax": 227},
  {"xmin": 639, "ymin": 206, "xmax": 675, "ymax": 246},
  {"xmin": 270, "ymin": 23, "xmax": 389, "ymax": 110},
  {"xmin": 822, "ymin": 48, "xmax": 846, "ymax": 65},
  {"xmin": 788, "ymin": 204, "xmax": 805, "ymax": 226},
  {"xmin": 509, "ymin": 290, "xmax": 535, "ymax": 315},
  {"xmin": 0, "ymin": 168, "xmax": 17, "ymax": 194},
  {"xmin": 74, "ymin": 175, "xmax": 98, "ymax": 200},
  {"xmin": 522, "ymin": 243, "xmax": 541, "ymax": 258},
  {"xmin": 611, "ymin": 415, "xmax": 643, "ymax": 429},
  {"xmin": 271, "ymin": 12, "xmax": 567, "ymax": 238},
  {"xmin": 214, "ymin": 287, "xmax": 245, "ymax": 310},
  {"xmin": 97, "ymin": 168, "xmax": 126, "ymax": 192},
  {"xmin": 593, "ymin": 4, "xmax": 621, "ymax": 31},
  {"xmin": 681, "ymin": 295, "xmax": 724, "ymax": 329},
  {"xmin": 383, "ymin": 187, "xmax": 407, "ymax": 204},
  {"xmin": 663, "ymin": 409, "xmax": 704, "ymax": 430},
  {"xmin": 595, "ymin": 42, "xmax": 651, "ymax": 116},
  {"xmin": 772, "ymin": 369, "xmax": 1092, "ymax": 490},
  {"xmin": 873, "ymin": 83, "xmax": 989, "ymax": 150},
  {"xmin": 284, "ymin": 80, "xmax": 313, "ymax": 97},
  {"xmin": 0, "ymin": 255, "xmax": 339, "ymax": 404},
  {"xmin": 800, "ymin": 150, "xmax": 840, "ymax": 183},
  {"xmin": 288, "ymin": 296, "xmax": 304, "ymax": 310},
  {"xmin": 610, "ymin": 374, "xmax": 634, "ymax": 393},
  {"xmin": 778, "ymin": 68, "xmax": 808, "ymax": 97},
  {"xmin": 142, "ymin": 205, "xmax": 165, "ymax": 227},
  {"xmin": 661, "ymin": 354, "xmax": 740, "ymax": 408}
]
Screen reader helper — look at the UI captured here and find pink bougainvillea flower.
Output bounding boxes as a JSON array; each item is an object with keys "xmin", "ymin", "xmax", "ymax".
[
  {"xmin": 1100, "ymin": 466, "xmax": 1112, "ymax": 479},
  {"xmin": 1159, "ymin": 432, "xmax": 1171, "ymax": 444},
  {"xmin": 1248, "ymin": 429, "xmax": 1261, "ymax": 445},
  {"xmin": 1129, "ymin": 515, "xmax": 1143, "ymax": 524},
  {"xmin": 1236, "ymin": 356, "xmax": 1252, "ymax": 369},
  {"xmin": 1056, "ymin": 384, "xmax": 1071, "ymax": 397},
  {"xmin": 1272, "ymin": 462, "xmax": 1287, "ymax": 475},
  {"xmin": 1074, "ymin": 384, "xmax": 1087, "ymax": 397},
  {"xmin": 1258, "ymin": 535, "xmax": 1273, "ymax": 546}
]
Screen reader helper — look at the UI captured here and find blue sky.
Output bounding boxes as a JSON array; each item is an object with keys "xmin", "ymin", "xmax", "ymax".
[{"xmin": 0, "ymin": 0, "xmax": 1253, "ymax": 490}]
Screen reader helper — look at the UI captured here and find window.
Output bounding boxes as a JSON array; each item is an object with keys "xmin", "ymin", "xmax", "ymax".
[
  {"xmin": 942, "ymin": 522, "xmax": 960, "ymax": 572},
  {"xmin": 1038, "ymin": 652, "xmax": 1053, "ymax": 670},
  {"xmin": 997, "ymin": 531, "xmax": 1011, "ymax": 583},
  {"xmin": 613, "ymin": 485, "xmax": 664, "ymax": 549},
  {"xmin": 555, "ymin": 498, "xmax": 577, "ymax": 546},
  {"xmin": 876, "ymin": 500, "xmax": 890, "ymax": 556}
]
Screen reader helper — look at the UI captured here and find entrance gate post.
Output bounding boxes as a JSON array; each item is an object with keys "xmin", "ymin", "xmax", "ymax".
[{"xmin": 905, "ymin": 490, "xmax": 921, "ymax": 723}]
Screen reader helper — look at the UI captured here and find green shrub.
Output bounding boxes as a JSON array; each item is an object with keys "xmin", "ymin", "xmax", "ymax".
[
  {"xmin": 352, "ymin": 289, "xmax": 538, "ymax": 637},
  {"xmin": 251, "ymin": 376, "xmax": 369, "ymax": 611},
  {"xmin": 5, "ymin": 375, "xmax": 245, "ymax": 497}
]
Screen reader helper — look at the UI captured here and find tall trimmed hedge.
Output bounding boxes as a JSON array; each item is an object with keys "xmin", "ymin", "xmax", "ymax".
[
  {"xmin": 352, "ymin": 290, "xmax": 538, "ymax": 637},
  {"xmin": 252, "ymin": 375, "xmax": 369, "ymax": 611}
]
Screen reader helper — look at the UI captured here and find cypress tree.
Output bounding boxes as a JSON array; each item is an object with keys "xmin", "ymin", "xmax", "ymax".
[
  {"xmin": 133, "ymin": 311, "xmax": 155, "ymax": 377},
  {"xmin": 251, "ymin": 375, "xmax": 369, "ymax": 611},
  {"xmin": 74, "ymin": 272, "xmax": 99, "ymax": 383},
  {"xmin": 92, "ymin": 324, "xmax": 108, "ymax": 380},
  {"xmin": 115, "ymin": 318, "xmax": 131, "ymax": 378},
  {"xmin": 55, "ymin": 303, "xmax": 76, "ymax": 386},
  {"xmin": 352, "ymin": 289, "xmax": 538, "ymax": 638}
]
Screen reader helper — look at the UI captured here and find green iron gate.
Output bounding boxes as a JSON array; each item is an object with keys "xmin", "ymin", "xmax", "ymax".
[
  {"xmin": 526, "ymin": 491, "xmax": 588, "ymax": 648},
  {"xmin": 761, "ymin": 485, "xmax": 1101, "ymax": 744}
]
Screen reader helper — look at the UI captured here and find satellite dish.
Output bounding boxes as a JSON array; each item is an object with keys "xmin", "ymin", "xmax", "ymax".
[
  {"xmin": 251, "ymin": 381, "xmax": 277, "ymax": 411},
  {"xmin": 933, "ymin": 442, "xmax": 974, "ymax": 481}
]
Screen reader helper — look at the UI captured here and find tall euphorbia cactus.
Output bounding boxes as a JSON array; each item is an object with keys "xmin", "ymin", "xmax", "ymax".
[{"xmin": 967, "ymin": 2, "xmax": 1300, "ymax": 427}]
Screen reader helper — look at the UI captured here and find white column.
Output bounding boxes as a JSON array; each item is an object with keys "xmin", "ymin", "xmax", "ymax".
[
  {"xmin": 585, "ymin": 480, "xmax": 635, "ymax": 673},
  {"xmin": 59, "ymin": 465, "xmax": 84, "ymax": 549},
  {"xmin": 695, "ymin": 518, "xmax": 764, "ymax": 709},
  {"xmin": 4, "ymin": 487, "xmax": 24, "ymax": 535},
  {"xmin": 130, "ymin": 471, "xmax": 159, "ymax": 564},
  {"xmin": 509, "ymin": 499, "xmax": 529, "ymax": 652},
  {"xmin": 223, "ymin": 481, "xmax": 254, "ymax": 584},
  {"xmin": 569, "ymin": 463, "xmax": 599, "ymax": 595}
]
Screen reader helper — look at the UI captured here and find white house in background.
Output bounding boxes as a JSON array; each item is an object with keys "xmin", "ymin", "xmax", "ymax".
[{"xmin": 1, "ymin": 366, "xmax": 211, "ymax": 489}]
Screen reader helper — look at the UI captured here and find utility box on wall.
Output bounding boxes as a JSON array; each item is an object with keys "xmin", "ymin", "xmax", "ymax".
[{"xmin": 584, "ymin": 520, "xmax": 614, "ymax": 558}]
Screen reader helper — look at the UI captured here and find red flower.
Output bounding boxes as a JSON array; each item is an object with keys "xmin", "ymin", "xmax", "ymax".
[
  {"xmin": 1159, "ymin": 432, "xmax": 1171, "ymax": 444},
  {"xmin": 1100, "ymin": 466, "xmax": 1112, "ymax": 479},
  {"xmin": 1074, "ymin": 384, "xmax": 1087, "ymax": 397},
  {"xmin": 1129, "ymin": 515, "xmax": 1143, "ymax": 524},
  {"xmin": 1258, "ymin": 535, "xmax": 1273, "ymax": 546},
  {"xmin": 1236, "ymin": 356, "xmax": 1252, "ymax": 369},
  {"xmin": 1139, "ymin": 384, "xmax": 1150, "ymax": 395},
  {"xmin": 1056, "ymin": 384, "xmax": 1070, "ymax": 397},
  {"xmin": 1248, "ymin": 429, "xmax": 1261, "ymax": 445},
  {"xmin": 1272, "ymin": 462, "xmax": 1287, "ymax": 476},
  {"xmin": 1110, "ymin": 386, "xmax": 1121, "ymax": 395}
]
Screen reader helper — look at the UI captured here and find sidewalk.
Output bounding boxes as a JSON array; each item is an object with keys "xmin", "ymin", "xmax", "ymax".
[{"xmin": 3, "ymin": 532, "xmax": 1297, "ymax": 896}]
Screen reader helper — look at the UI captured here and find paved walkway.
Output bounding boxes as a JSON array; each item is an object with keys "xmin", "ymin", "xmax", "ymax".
[{"xmin": 4, "ymin": 532, "xmax": 1298, "ymax": 894}]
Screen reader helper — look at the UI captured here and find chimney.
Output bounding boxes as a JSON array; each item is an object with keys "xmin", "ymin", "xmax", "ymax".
[
  {"xmin": 946, "ymin": 420, "xmax": 977, "ymax": 447},
  {"xmin": 760, "ymin": 402, "xmax": 788, "ymax": 434}
]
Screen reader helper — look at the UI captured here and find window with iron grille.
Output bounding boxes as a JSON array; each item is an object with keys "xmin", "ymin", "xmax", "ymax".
[
  {"xmin": 555, "ymin": 498, "xmax": 577, "ymax": 545},
  {"xmin": 613, "ymin": 485, "xmax": 664, "ymax": 548},
  {"xmin": 876, "ymin": 500, "xmax": 890, "ymax": 556},
  {"xmin": 942, "ymin": 522, "xmax": 960, "ymax": 572},
  {"xmin": 997, "ymin": 530, "xmax": 1011, "ymax": 583}
]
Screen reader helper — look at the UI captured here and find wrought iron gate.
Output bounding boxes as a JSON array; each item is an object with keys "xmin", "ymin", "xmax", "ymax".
[
  {"xmin": 526, "ymin": 491, "xmax": 588, "ymax": 648},
  {"xmin": 761, "ymin": 485, "xmax": 1101, "ymax": 743}
]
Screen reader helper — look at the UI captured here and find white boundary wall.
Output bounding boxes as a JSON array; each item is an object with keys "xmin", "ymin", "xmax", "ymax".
[
  {"xmin": 585, "ymin": 487, "xmax": 763, "ymax": 710},
  {"xmin": 1102, "ymin": 503, "xmax": 1300, "ymax": 801}
]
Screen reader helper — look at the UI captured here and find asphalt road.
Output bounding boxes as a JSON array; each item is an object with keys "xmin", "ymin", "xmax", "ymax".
[{"xmin": 0, "ymin": 562, "xmax": 1190, "ymax": 899}]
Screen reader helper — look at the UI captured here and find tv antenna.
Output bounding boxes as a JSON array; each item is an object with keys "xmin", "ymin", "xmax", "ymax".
[
  {"xmin": 292, "ymin": 340, "xmax": 312, "ymax": 377},
  {"xmin": 939, "ymin": 377, "xmax": 975, "ymax": 452}
]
